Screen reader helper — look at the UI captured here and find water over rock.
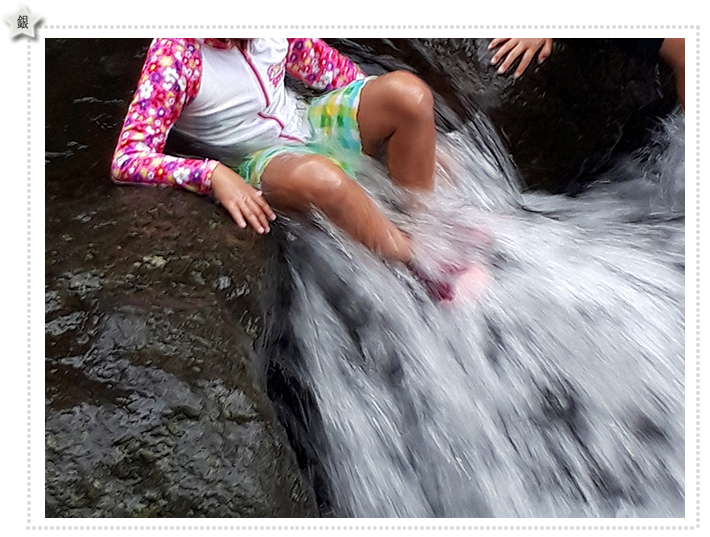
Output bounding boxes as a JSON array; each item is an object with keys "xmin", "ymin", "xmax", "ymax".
[
  {"xmin": 45, "ymin": 38, "xmax": 681, "ymax": 518},
  {"xmin": 257, "ymin": 112, "xmax": 684, "ymax": 517}
]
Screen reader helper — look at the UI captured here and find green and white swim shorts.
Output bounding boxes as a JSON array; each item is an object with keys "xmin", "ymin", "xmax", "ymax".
[{"xmin": 236, "ymin": 76, "xmax": 374, "ymax": 187}]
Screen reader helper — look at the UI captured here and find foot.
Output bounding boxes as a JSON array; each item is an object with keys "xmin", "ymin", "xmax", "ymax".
[{"xmin": 409, "ymin": 261, "xmax": 488, "ymax": 304}]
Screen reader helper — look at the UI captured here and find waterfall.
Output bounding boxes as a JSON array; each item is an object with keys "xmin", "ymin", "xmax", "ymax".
[{"xmin": 259, "ymin": 110, "xmax": 685, "ymax": 518}]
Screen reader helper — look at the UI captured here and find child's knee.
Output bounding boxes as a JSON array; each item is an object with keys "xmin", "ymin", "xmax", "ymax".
[
  {"xmin": 290, "ymin": 155, "xmax": 352, "ymax": 209},
  {"xmin": 381, "ymin": 71, "xmax": 435, "ymax": 121}
]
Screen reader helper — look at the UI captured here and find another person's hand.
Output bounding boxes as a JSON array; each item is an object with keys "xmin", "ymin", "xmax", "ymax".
[
  {"xmin": 489, "ymin": 38, "xmax": 553, "ymax": 78},
  {"xmin": 210, "ymin": 163, "xmax": 276, "ymax": 234}
]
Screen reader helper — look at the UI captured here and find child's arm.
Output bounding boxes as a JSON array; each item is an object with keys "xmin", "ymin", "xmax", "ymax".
[
  {"xmin": 286, "ymin": 38, "xmax": 367, "ymax": 91},
  {"xmin": 111, "ymin": 38, "xmax": 218, "ymax": 195}
]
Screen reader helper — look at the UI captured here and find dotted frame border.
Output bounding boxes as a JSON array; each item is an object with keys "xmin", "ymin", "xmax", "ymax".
[
  {"xmin": 29, "ymin": 25, "xmax": 700, "ymax": 531},
  {"xmin": 26, "ymin": 38, "xmax": 33, "ymax": 528}
]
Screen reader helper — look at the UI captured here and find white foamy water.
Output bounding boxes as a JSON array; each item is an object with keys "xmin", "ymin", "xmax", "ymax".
[{"xmin": 262, "ymin": 110, "xmax": 685, "ymax": 517}]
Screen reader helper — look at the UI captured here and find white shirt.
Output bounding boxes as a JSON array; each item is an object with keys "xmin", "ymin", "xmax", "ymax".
[{"xmin": 173, "ymin": 38, "xmax": 312, "ymax": 167}]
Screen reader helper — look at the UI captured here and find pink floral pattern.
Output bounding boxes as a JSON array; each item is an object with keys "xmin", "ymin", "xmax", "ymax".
[
  {"xmin": 286, "ymin": 38, "xmax": 367, "ymax": 91},
  {"xmin": 111, "ymin": 38, "xmax": 218, "ymax": 194},
  {"xmin": 111, "ymin": 38, "xmax": 365, "ymax": 194}
]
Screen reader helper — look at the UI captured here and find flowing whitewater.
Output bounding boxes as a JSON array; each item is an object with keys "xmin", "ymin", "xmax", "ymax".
[{"xmin": 259, "ymin": 109, "xmax": 685, "ymax": 518}]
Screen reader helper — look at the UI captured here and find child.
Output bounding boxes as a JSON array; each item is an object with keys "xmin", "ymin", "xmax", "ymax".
[{"xmin": 112, "ymin": 38, "xmax": 476, "ymax": 302}]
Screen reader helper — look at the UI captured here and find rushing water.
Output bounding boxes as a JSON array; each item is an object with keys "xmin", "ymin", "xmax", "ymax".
[{"xmin": 261, "ymin": 110, "xmax": 685, "ymax": 517}]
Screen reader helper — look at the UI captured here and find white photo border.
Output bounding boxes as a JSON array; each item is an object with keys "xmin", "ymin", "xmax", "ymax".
[{"xmin": 2, "ymin": 1, "xmax": 701, "ymax": 535}]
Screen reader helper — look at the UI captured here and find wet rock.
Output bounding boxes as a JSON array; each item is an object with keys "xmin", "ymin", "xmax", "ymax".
[{"xmin": 44, "ymin": 181, "xmax": 317, "ymax": 517}]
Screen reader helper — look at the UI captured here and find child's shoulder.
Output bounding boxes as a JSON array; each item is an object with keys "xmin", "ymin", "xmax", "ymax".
[{"xmin": 147, "ymin": 38, "xmax": 203, "ymax": 62}]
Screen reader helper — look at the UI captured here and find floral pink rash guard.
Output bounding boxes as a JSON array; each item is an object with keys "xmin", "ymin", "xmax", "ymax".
[{"xmin": 111, "ymin": 38, "xmax": 365, "ymax": 195}]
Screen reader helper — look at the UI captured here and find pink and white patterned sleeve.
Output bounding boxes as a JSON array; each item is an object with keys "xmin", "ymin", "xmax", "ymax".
[
  {"xmin": 286, "ymin": 38, "xmax": 367, "ymax": 91},
  {"xmin": 111, "ymin": 38, "xmax": 218, "ymax": 195}
]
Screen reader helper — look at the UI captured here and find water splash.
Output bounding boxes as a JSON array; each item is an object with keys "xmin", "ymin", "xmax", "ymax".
[{"xmin": 260, "ymin": 111, "xmax": 685, "ymax": 518}]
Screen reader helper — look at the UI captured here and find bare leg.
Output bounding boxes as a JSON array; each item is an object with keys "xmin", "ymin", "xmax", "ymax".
[
  {"xmin": 261, "ymin": 153, "xmax": 411, "ymax": 263},
  {"xmin": 659, "ymin": 38, "xmax": 685, "ymax": 110},
  {"xmin": 357, "ymin": 71, "xmax": 437, "ymax": 191}
]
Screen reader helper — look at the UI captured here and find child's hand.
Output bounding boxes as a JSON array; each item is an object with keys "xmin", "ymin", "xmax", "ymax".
[
  {"xmin": 488, "ymin": 38, "xmax": 553, "ymax": 78},
  {"xmin": 211, "ymin": 163, "xmax": 276, "ymax": 234}
]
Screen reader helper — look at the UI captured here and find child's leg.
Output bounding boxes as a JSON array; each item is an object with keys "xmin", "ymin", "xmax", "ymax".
[
  {"xmin": 659, "ymin": 38, "xmax": 685, "ymax": 110},
  {"xmin": 260, "ymin": 152, "xmax": 412, "ymax": 263},
  {"xmin": 357, "ymin": 71, "xmax": 437, "ymax": 191}
]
